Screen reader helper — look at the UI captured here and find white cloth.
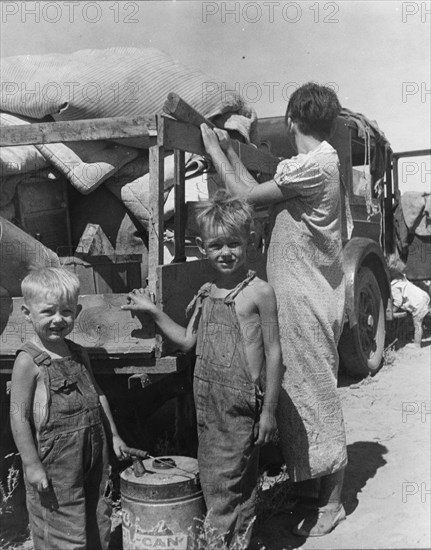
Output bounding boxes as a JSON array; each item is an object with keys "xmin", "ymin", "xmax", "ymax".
[{"xmin": 391, "ymin": 276, "xmax": 430, "ymax": 317}]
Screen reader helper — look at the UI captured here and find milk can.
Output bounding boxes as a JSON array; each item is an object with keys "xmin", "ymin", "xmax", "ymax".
[{"xmin": 120, "ymin": 455, "xmax": 206, "ymax": 550}]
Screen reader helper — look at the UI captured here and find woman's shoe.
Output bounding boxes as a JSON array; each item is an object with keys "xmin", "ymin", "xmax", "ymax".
[{"xmin": 292, "ymin": 504, "xmax": 346, "ymax": 537}]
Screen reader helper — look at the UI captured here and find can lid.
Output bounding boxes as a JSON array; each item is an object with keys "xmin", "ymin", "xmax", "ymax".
[{"xmin": 120, "ymin": 455, "xmax": 199, "ymax": 486}]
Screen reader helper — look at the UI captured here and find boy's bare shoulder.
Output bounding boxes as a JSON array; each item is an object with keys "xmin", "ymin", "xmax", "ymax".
[
  {"xmin": 248, "ymin": 277, "xmax": 277, "ymax": 301},
  {"xmin": 12, "ymin": 350, "xmax": 39, "ymax": 378}
]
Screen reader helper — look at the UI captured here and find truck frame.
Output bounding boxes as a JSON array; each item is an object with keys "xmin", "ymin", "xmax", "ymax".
[{"xmin": 1, "ymin": 111, "xmax": 426, "ymax": 435}]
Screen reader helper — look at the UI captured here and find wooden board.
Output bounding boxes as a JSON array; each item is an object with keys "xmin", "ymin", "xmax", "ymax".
[
  {"xmin": 0, "ymin": 116, "xmax": 156, "ymax": 147},
  {"xmin": 148, "ymin": 116, "xmax": 165, "ymax": 286},
  {"xmin": 62, "ymin": 257, "xmax": 142, "ymax": 295},
  {"xmin": 0, "ymin": 294, "xmax": 155, "ymax": 356},
  {"xmin": 162, "ymin": 116, "xmax": 279, "ymax": 175},
  {"xmin": 163, "ymin": 93, "xmax": 216, "ymax": 129},
  {"xmin": 156, "ymin": 259, "xmax": 216, "ymax": 355},
  {"xmin": 16, "ymin": 178, "xmax": 71, "ymax": 250},
  {"xmin": 173, "ymin": 149, "xmax": 186, "ymax": 262},
  {"xmin": 0, "ymin": 354, "xmax": 179, "ymax": 376}
]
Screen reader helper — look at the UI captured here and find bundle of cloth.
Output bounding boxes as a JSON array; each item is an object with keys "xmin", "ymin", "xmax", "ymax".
[
  {"xmin": 393, "ymin": 191, "xmax": 431, "ymax": 261},
  {"xmin": 400, "ymin": 192, "xmax": 431, "ymax": 237},
  {"xmin": 0, "ymin": 47, "xmax": 259, "ymax": 229}
]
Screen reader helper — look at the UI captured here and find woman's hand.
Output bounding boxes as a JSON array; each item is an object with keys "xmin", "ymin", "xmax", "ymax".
[
  {"xmin": 213, "ymin": 128, "xmax": 232, "ymax": 151},
  {"xmin": 200, "ymin": 124, "xmax": 232, "ymax": 155},
  {"xmin": 121, "ymin": 288, "xmax": 156, "ymax": 314}
]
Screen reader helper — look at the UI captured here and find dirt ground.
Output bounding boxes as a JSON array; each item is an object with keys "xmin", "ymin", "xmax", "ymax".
[
  {"xmin": 254, "ymin": 337, "xmax": 431, "ymax": 550},
  {"xmin": 2, "ymin": 326, "xmax": 430, "ymax": 550}
]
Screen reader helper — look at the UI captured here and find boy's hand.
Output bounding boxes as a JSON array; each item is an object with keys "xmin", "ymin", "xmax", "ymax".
[
  {"xmin": 254, "ymin": 409, "xmax": 277, "ymax": 446},
  {"xmin": 25, "ymin": 464, "xmax": 49, "ymax": 492},
  {"xmin": 112, "ymin": 434, "xmax": 129, "ymax": 460},
  {"xmin": 121, "ymin": 288, "xmax": 155, "ymax": 313}
]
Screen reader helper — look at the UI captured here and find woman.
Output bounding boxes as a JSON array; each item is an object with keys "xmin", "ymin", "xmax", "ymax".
[{"xmin": 200, "ymin": 82, "xmax": 347, "ymax": 537}]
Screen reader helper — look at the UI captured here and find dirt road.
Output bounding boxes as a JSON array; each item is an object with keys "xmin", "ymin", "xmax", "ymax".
[
  {"xmin": 256, "ymin": 342, "xmax": 431, "ymax": 550},
  {"xmin": 3, "ymin": 338, "xmax": 430, "ymax": 550}
]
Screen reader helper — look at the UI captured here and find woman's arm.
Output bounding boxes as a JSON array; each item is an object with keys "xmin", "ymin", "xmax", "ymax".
[{"xmin": 201, "ymin": 124, "xmax": 299, "ymax": 206}]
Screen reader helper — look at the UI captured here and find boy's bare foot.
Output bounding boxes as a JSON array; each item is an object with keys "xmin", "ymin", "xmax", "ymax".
[{"xmin": 292, "ymin": 504, "xmax": 346, "ymax": 537}]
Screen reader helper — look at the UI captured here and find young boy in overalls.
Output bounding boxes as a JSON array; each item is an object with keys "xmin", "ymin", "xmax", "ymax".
[
  {"xmin": 123, "ymin": 192, "xmax": 283, "ymax": 546},
  {"xmin": 10, "ymin": 268, "xmax": 128, "ymax": 550}
]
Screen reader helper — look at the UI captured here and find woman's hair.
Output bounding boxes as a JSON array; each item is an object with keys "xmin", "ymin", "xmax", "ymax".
[
  {"xmin": 196, "ymin": 190, "xmax": 254, "ymax": 240},
  {"xmin": 21, "ymin": 267, "xmax": 80, "ymax": 303},
  {"xmin": 285, "ymin": 82, "xmax": 342, "ymax": 140}
]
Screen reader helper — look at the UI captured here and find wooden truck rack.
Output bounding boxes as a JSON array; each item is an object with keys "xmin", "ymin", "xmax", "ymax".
[{"xmin": 0, "ymin": 113, "xmax": 279, "ymax": 376}]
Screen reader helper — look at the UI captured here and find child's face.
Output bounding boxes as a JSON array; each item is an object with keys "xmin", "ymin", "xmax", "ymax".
[
  {"xmin": 198, "ymin": 224, "xmax": 249, "ymax": 275},
  {"xmin": 22, "ymin": 291, "xmax": 78, "ymax": 345}
]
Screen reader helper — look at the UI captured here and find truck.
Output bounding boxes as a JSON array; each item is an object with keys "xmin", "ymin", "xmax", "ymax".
[{"xmin": 0, "ymin": 108, "xmax": 429, "ymax": 486}]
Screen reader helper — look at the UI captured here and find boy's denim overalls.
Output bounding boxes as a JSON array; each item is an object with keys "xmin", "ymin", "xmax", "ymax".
[
  {"xmin": 189, "ymin": 271, "xmax": 262, "ymax": 547},
  {"xmin": 17, "ymin": 341, "xmax": 111, "ymax": 550}
]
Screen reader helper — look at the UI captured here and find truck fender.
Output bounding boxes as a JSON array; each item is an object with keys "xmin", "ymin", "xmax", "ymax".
[{"xmin": 342, "ymin": 237, "xmax": 391, "ymax": 328}]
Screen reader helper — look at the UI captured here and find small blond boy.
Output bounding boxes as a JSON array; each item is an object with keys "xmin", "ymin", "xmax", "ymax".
[{"xmin": 10, "ymin": 268, "xmax": 127, "ymax": 550}]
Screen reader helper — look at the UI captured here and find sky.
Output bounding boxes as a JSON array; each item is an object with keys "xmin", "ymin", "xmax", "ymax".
[{"xmin": 1, "ymin": 0, "xmax": 430, "ymax": 192}]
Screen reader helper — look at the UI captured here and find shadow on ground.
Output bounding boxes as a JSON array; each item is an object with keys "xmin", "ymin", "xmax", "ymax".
[
  {"xmin": 341, "ymin": 441, "xmax": 388, "ymax": 515},
  {"xmin": 253, "ymin": 441, "xmax": 388, "ymax": 550}
]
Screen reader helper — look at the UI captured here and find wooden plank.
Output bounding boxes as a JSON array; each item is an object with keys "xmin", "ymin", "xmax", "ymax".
[
  {"xmin": 157, "ymin": 260, "xmax": 215, "ymax": 354},
  {"xmin": 93, "ymin": 264, "xmax": 115, "ymax": 294},
  {"xmin": 76, "ymin": 224, "xmax": 115, "ymax": 258},
  {"xmin": 0, "ymin": 294, "xmax": 155, "ymax": 356},
  {"xmin": 16, "ymin": 178, "xmax": 71, "ymax": 250},
  {"xmin": 162, "ymin": 116, "xmax": 279, "ymax": 175},
  {"xmin": 103, "ymin": 357, "xmax": 178, "ymax": 375},
  {"xmin": 127, "ymin": 263, "xmax": 142, "ymax": 290},
  {"xmin": 115, "ymin": 265, "xmax": 129, "ymax": 292},
  {"xmin": 0, "ymin": 356, "xmax": 179, "ymax": 376},
  {"xmin": 173, "ymin": 149, "xmax": 186, "ymax": 263},
  {"xmin": 163, "ymin": 93, "xmax": 216, "ymax": 129},
  {"xmin": 148, "ymin": 116, "xmax": 165, "ymax": 291},
  {"xmin": 148, "ymin": 116, "xmax": 165, "ymax": 358},
  {"xmin": 0, "ymin": 116, "xmax": 156, "ymax": 147},
  {"xmin": 62, "ymin": 256, "xmax": 97, "ymax": 294}
]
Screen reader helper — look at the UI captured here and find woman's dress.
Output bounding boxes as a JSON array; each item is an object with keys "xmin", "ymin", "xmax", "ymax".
[{"xmin": 267, "ymin": 141, "xmax": 348, "ymax": 481}]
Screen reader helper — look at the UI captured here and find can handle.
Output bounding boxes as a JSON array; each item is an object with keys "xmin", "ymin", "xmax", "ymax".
[{"xmin": 152, "ymin": 457, "xmax": 177, "ymax": 470}]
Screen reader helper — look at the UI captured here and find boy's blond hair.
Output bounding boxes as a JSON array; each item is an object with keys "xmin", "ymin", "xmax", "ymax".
[
  {"xmin": 197, "ymin": 190, "xmax": 254, "ymax": 240},
  {"xmin": 21, "ymin": 268, "xmax": 80, "ymax": 303}
]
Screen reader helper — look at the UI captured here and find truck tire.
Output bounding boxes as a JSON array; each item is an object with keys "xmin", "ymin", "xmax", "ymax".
[{"xmin": 339, "ymin": 267, "xmax": 385, "ymax": 377}]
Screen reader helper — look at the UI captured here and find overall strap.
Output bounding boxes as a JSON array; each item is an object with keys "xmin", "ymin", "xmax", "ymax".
[
  {"xmin": 185, "ymin": 282, "xmax": 212, "ymax": 317},
  {"xmin": 225, "ymin": 270, "xmax": 256, "ymax": 304},
  {"xmin": 16, "ymin": 342, "xmax": 51, "ymax": 367}
]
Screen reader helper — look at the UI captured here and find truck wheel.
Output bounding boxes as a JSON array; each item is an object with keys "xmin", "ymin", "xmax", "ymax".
[{"xmin": 339, "ymin": 267, "xmax": 385, "ymax": 377}]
